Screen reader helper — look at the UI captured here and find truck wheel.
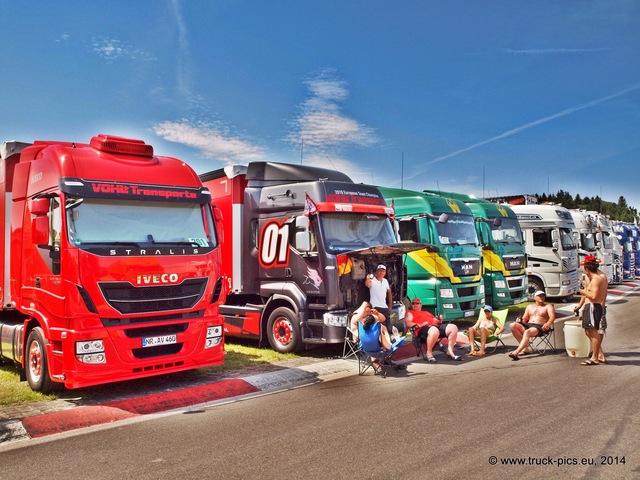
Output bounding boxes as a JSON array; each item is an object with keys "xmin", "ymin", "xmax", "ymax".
[
  {"xmin": 26, "ymin": 327, "xmax": 61, "ymax": 393},
  {"xmin": 267, "ymin": 307, "xmax": 302, "ymax": 353},
  {"xmin": 527, "ymin": 279, "xmax": 544, "ymax": 302}
]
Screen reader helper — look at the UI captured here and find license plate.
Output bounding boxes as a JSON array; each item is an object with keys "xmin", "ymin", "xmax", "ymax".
[
  {"xmin": 142, "ymin": 334, "xmax": 177, "ymax": 347},
  {"xmin": 464, "ymin": 311, "xmax": 475, "ymax": 317}
]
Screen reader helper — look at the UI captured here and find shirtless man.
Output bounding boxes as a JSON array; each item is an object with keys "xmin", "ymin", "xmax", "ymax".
[
  {"xmin": 576, "ymin": 259, "xmax": 608, "ymax": 365},
  {"xmin": 508, "ymin": 290, "xmax": 555, "ymax": 360}
]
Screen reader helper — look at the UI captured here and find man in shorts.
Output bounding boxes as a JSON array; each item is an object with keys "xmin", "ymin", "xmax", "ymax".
[
  {"xmin": 508, "ymin": 290, "xmax": 555, "ymax": 360},
  {"xmin": 404, "ymin": 298, "xmax": 462, "ymax": 362},
  {"xmin": 577, "ymin": 258, "xmax": 608, "ymax": 365}
]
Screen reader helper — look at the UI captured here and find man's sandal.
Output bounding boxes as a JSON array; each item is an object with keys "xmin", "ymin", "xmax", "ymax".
[
  {"xmin": 426, "ymin": 356, "xmax": 437, "ymax": 363},
  {"xmin": 580, "ymin": 359, "xmax": 599, "ymax": 366}
]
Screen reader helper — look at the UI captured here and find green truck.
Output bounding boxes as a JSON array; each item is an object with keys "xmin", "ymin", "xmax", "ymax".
[
  {"xmin": 379, "ymin": 187, "xmax": 484, "ymax": 321},
  {"xmin": 424, "ymin": 191, "xmax": 527, "ymax": 308}
]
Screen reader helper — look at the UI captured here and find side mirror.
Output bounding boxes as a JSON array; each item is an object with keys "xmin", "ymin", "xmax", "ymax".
[
  {"xmin": 212, "ymin": 205, "xmax": 224, "ymax": 245},
  {"xmin": 551, "ymin": 230, "xmax": 559, "ymax": 251},
  {"xmin": 30, "ymin": 197, "xmax": 50, "ymax": 216},
  {"xmin": 438, "ymin": 213, "xmax": 449, "ymax": 224},
  {"xmin": 32, "ymin": 216, "xmax": 50, "ymax": 246},
  {"xmin": 294, "ymin": 216, "xmax": 311, "ymax": 252},
  {"xmin": 493, "ymin": 217, "xmax": 503, "ymax": 227}
]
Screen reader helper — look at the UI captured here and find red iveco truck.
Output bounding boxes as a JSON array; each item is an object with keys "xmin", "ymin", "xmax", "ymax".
[
  {"xmin": 200, "ymin": 162, "xmax": 420, "ymax": 353},
  {"xmin": 0, "ymin": 135, "xmax": 225, "ymax": 392}
]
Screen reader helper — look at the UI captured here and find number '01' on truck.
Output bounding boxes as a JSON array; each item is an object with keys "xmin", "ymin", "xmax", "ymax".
[
  {"xmin": 0, "ymin": 135, "xmax": 225, "ymax": 393},
  {"xmin": 200, "ymin": 162, "xmax": 421, "ymax": 353}
]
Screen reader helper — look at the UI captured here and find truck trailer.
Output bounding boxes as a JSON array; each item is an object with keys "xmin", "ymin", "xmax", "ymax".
[
  {"xmin": 425, "ymin": 191, "xmax": 527, "ymax": 308},
  {"xmin": 613, "ymin": 223, "xmax": 636, "ymax": 280},
  {"xmin": 0, "ymin": 135, "xmax": 225, "ymax": 392},
  {"xmin": 378, "ymin": 187, "xmax": 484, "ymax": 321},
  {"xmin": 200, "ymin": 162, "xmax": 419, "ymax": 353},
  {"xmin": 509, "ymin": 204, "xmax": 579, "ymax": 299}
]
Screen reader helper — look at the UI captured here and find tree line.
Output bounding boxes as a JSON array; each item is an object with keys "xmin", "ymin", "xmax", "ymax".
[{"xmin": 537, "ymin": 190, "xmax": 639, "ymax": 223}]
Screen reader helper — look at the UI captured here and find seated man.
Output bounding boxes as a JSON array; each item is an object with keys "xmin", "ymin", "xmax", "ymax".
[
  {"xmin": 404, "ymin": 298, "xmax": 461, "ymax": 362},
  {"xmin": 508, "ymin": 290, "xmax": 555, "ymax": 360},
  {"xmin": 350, "ymin": 301, "xmax": 394, "ymax": 350},
  {"xmin": 468, "ymin": 305, "xmax": 504, "ymax": 356}
]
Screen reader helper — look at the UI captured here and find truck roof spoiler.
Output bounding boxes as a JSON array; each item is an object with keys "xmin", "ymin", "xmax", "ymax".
[{"xmin": 0, "ymin": 141, "xmax": 32, "ymax": 161}]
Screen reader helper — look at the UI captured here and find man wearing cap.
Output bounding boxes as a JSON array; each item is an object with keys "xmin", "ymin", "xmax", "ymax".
[
  {"xmin": 508, "ymin": 290, "xmax": 555, "ymax": 360},
  {"xmin": 467, "ymin": 305, "xmax": 504, "ymax": 356},
  {"xmin": 575, "ymin": 256, "xmax": 608, "ymax": 365},
  {"xmin": 365, "ymin": 264, "xmax": 393, "ymax": 324}
]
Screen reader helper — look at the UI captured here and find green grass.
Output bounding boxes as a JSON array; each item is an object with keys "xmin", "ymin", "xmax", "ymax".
[{"xmin": 0, "ymin": 366, "xmax": 57, "ymax": 406}]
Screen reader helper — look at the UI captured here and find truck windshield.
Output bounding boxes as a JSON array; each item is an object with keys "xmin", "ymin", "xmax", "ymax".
[
  {"xmin": 319, "ymin": 212, "xmax": 396, "ymax": 253},
  {"xmin": 490, "ymin": 217, "xmax": 523, "ymax": 244},
  {"xmin": 66, "ymin": 197, "xmax": 216, "ymax": 247},
  {"xmin": 436, "ymin": 214, "xmax": 478, "ymax": 246},
  {"xmin": 578, "ymin": 232, "xmax": 597, "ymax": 251},
  {"xmin": 601, "ymin": 232, "xmax": 614, "ymax": 249},
  {"xmin": 560, "ymin": 227, "xmax": 577, "ymax": 250}
]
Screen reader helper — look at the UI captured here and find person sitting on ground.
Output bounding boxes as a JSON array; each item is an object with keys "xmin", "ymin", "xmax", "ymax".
[
  {"xmin": 350, "ymin": 301, "xmax": 395, "ymax": 349},
  {"xmin": 508, "ymin": 290, "xmax": 555, "ymax": 360},
  {"xmin": 467, "ymin": 305, "xmax": 504, "ymax": 356},
  {"xmin": 404, "ymin": 298, "xmax": 462, "ymax": 362}
]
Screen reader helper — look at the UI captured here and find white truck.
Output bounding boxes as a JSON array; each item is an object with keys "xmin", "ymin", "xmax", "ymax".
[
  {"xmin": 587, "ymin": 210, "xmax": 622, "ymax": 285},
  {"xmin": 570, "ymin": 209, "xmax": 613, "ymax": 284},
  {"xmin": 509, "ymin": 204, "xmax": 579, "ymax": 300}
]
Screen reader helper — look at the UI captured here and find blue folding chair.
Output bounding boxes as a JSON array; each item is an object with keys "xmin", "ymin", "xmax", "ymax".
[{"xmin": 357, "ymin": 322, "xmax": 405, "ymax": 377}]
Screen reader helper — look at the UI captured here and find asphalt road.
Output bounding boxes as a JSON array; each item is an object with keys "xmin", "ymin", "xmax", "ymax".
[{"xmin": 1, "ymin": 293, "xmax": 639, "ymax": 480}]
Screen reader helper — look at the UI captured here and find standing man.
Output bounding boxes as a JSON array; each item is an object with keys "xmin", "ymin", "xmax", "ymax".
[
  {"xmin": 365, "ymin": 264, "xmax": 393, "ymax": 326},
  {"xmin": 577, "ymin": 258, "xmax": 608, "ymax": 366},
  {"xmin": 508, "ymin": 290, "xmax": 555, "ymax": 360}
]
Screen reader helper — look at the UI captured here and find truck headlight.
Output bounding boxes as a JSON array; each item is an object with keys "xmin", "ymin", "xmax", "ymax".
[
  {"xmin": 494, "ymin": 280, "xmax": 506, "ymax": 289},
  {"xmin": 205, "ymin": 325, "xmax": 223, "ymax": 349},
  {"xmin": 440, "ymin": 289, "xmax": 454, "ymax": 298},
  {"xmin": 442, "ymin": 303, "xmax": 454, "ymax": 309},
  {"xmin": 76, "ymin": 340, "xmax": 106, "ymax": 364}
]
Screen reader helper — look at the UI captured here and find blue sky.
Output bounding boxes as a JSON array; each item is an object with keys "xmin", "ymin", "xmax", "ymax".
[{"xmin": 2, "ymin": 1, "xmax": 639, "ymax": 210}]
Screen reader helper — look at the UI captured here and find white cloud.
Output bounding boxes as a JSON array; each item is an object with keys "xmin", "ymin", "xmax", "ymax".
[
  {"xmin": 504, "ymin": 47, "xmax": 611, "ymax": 55},
  {"xmin": 91, "ymin": 37, "xmax": 155, "ymax": 62},
  {"xmin": 288, "ymin": 70, "xmax": 379, "ymax": 151},
  {"xmin": 152, "ymin": 120, "xmax": 264, "ymax": 162}
]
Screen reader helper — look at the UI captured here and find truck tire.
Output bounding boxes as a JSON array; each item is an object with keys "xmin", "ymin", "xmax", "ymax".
[
  {"xmin": 527, "ymin": 278, "xmax": 544, "ymax": 302},
  {"xmin": 25, "ymin": 327, "xmax": 62, "ymax": 393},
  {"xmin": 266, "ymin": 307, "xmax": 302, "ymax": 353}
]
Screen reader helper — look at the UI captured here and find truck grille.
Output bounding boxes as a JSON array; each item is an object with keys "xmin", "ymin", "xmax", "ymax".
[
  {"xmin": 450, "ymin": 258, "xmax": 481, "ymax": 277},
  {"xmin": 98, "ymin": 278, "xmax": 209, "ymax": 314},
  {"xmin": 504, "ymin": 255, "xmax": 525, "ymax": 270}
]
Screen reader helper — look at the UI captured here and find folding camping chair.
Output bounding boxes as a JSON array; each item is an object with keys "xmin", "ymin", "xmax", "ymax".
[
  {"xmin": 342, "ymin": 325, "xmax": 361, "ymax": 359},
  {"xmin": 357, "ymin": 322, "xmax": 405, "ymax": 377},
  {"xmin": 465, "ymin": 308, "xmax": 509, "ymax": 354},
  {"xmin": 528, "ymin": 324, "xmax": 556, "ymax": 355}
]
